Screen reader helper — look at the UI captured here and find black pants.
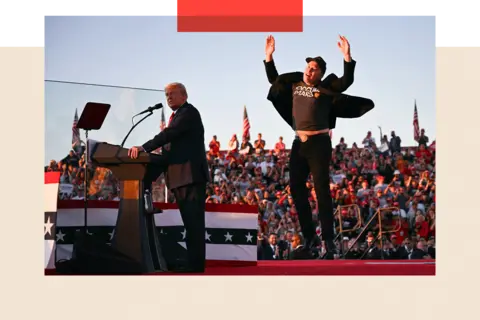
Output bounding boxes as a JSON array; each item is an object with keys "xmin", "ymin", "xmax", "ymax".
[
  {"xmin": 144, "ymin": 163, "xmax": 167, "ymax": 191},
  {"xmin": 289, "ymin": 133, "xmax": 334, "ymax": 243},
  {"xmin": 172, "ymin": 183, "xmax": 207, "ymax": 271}
]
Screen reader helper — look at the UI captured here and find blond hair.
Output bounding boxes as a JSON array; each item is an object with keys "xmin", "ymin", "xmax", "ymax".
[{"xmin": 165, "ymin": 82, "xmax": 188, "ymax": 98}]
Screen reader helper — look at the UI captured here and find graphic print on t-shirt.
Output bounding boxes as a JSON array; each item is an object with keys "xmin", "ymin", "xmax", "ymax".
[
  {"xmin": 293, "ymin": 85, "xmax": 321, "ymax": 99},
  {"xmin": 292, "ymin": 82, "xmax": 331, "ymax": 131}
]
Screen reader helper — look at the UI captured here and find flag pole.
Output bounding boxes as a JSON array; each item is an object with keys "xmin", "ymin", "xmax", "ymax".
[
  {"xmin": 164, "ymin": 181, "xmax": 168, "ymax": 203},
  {"xmin": 160, "ymin": 108, "xmax": 168, "ymax": 204}
]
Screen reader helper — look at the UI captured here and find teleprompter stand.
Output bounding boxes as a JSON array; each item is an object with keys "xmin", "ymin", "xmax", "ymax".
[
  {"xmin": 76, "ymin": 102, "xmax": 111, "ymax": 234},
  {"xmin": 89, "ymin": 141, "xmax": 168, "ymax": 273}
]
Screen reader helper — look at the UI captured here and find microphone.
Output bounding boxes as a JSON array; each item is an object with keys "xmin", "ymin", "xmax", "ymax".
[
  {"xmin": 121, "ymin": 103, "xmax": 164, "ymax": 148},
  {"xmin": 136, "ymin": 103, "xmax": 164, "ymax": 116}
]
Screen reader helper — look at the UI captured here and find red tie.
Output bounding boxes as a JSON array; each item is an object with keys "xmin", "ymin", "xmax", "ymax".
[{"xmin": 168, "ymin": 112, "xmax": 175, "ymax": 127}]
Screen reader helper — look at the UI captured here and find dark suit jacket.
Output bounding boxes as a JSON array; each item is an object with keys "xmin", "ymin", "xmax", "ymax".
[
  {"xmin": 142, "ymin": 102, "xmax": 210, "ymax": 190},
  {"xmin": 365, "ymin": 247, "xmax": 383, "ymax": 260},
  {"xmin": 410, "ymin": 248, "xmax": 430, "ymax": 260},
  {"xmin": 257, "ymin": 243, "xmax": 277, "ymax": 260},
  {"xmin": 397, "ymin": 246, "xmax": 413, "ymax": 260},
  {"xmin": 388, "ymin": 246, "xmax": 401, "ymax": 259},
  {"xmin": 263, "ymin": 59, "xmax": 374, "ymax": 130},
  {"xmin": 288, "ymin": 245, "xmax": 311, "ymax": 260}
]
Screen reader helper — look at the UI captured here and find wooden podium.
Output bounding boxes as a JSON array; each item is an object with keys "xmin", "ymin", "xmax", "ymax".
[{"xmin": 89, "ymin": 141, "xmax": 168, "ymax": 273}]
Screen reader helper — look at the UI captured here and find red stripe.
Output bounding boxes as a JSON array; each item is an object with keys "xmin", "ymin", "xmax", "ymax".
[
  {"xmin": 46, "ymin": 260, "xmax": 434, "ymax": 276},
  {"xmin": 45, "ymin": 172, "xmax": 61, "ymax": 184},
  {"xmin": 57, "ymin": 200, "xmax": 258, "ymax": 214},
  {"xmin": 177, "ymin": 16, "xmax": 303, "ymax": 33},
  {"xmin": 44, "ymin": 260, "xmax": 256, "ymax": 275},
  {"xmin": 177, "ymin": 2, "xmax": 302, "ymax": 18}
]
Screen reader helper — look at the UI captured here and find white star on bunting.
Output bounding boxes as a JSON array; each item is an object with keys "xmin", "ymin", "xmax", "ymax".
[
  {"xmin": 205, "ymin": 231, "xmax": 211, "ymax": 241},
  {"xmin": 56, "ymin": 230, "xmax": 66, "ymax": 242},
  {"xmin": 224, "ymin": 232, "xmax": 233, "ymax": 242},
  {"xmin": 245, "ymin": 232, "xmax": 253, "ymax": 243},
  {"xmin": 108, "ymin": 229, "xmax": 115, "ymax": 241},
  {"xmin": 181, "ymin": 229, "xmax": 187, "ymax": 240},
  {"xmin": 44, "ymin": 217, "xmax": 54, "ymax": 236}
]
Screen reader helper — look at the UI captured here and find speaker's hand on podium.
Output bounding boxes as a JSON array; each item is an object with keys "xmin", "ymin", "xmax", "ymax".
[{"xmin": 128, "ymin": 146, "xmax": 145, "ymax": 159}]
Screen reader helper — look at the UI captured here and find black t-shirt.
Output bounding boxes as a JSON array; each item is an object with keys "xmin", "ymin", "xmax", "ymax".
[{"xmin": 292, "ymin": 82, "xmax": 332, "ymax": 131}]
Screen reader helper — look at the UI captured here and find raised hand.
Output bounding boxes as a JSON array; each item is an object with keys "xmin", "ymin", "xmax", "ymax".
[
  {"xmin": 265, "ymin": 35, "xmax": 275, "ymax": 61},
  {"xmin": 337, "ymin": 35, "xmax": 351, "ymax": 61}
]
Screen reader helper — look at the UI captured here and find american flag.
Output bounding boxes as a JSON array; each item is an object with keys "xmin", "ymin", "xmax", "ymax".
[
  {"xmin": 72, "ymin": 109, "xmax": 80, "ymax": 146},
  {"xmin": 413, "ymin": 100, "xmax": 420, "ymax": 142},
  {"xmin": 243, "ymin": 105, "xmax": 251, "ymax": 140},
  {"xmin": 160, "ymin": 108, "xmax": 166, "ymax": 131},
  {"xmin": 152, "ymin": 109, "xmax": 167, "ymax": 154},
  {"xmin": 53, "ymin": 205, "xmax": 258, "ymax": 264}
]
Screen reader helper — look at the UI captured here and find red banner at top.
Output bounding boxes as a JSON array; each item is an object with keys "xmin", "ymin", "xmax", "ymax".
[{"xmin": 177, "ymin": 0, "xmax": 303, "ymax": 16}]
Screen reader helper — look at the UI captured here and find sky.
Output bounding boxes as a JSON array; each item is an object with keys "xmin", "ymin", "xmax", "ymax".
[{"xmin": 44, "ymin": 16, "xmax": 435, "ymax": 164}]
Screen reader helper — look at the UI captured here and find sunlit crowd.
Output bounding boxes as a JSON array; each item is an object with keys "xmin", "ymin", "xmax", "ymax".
[{"xmin": 45, "ymin": 129, "xmax": 436, "ymax": 260}]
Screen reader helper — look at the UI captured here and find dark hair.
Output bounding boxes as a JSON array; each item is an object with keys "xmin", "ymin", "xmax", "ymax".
[{"xmin": 306, "ymin": 56, "xmax": 327, "ymax": 73}]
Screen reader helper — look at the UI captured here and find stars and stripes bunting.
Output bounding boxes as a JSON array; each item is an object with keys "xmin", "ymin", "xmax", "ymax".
[
  {"xmin": 243, "ymin": 105, "xmax": 251, "ymax": 140},
  {"xmin": 55, "ymin": 226, "xmax": 256, "ymax": 246},
  {"xmin": 72, "ymin": 108, "xmax": 80, "ymax": 146},
  {"xmin": 45, "ymin": 172, "xmax": 61, "ymax": 270},
  {"xmin": 413, "ymin": 100, "xmax": 420, "ymax": 142},
  {"xmin": 53, "ymin": 201, "xmax": 258, "ymax": 266}
]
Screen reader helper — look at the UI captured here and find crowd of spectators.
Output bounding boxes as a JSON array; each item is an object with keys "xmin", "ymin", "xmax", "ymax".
[{"xmin": 45, "ymin": 128, "xmax": 436, "ymax": 260}]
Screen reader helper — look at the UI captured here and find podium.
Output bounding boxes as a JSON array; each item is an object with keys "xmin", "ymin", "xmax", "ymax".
[{"xmin": 89, "ymin": 141, "xmax": 168, "ymax": 273}]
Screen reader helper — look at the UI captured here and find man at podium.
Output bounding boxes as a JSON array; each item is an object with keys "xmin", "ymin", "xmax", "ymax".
[{"xmin": 128, "ymin": 82, "xmax": 210, "ymax": 273}]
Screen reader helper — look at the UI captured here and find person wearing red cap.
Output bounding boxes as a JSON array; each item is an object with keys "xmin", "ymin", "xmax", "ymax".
[{"xmin": 262, "ymin": 35, "xmax": 374, "ymax": 259}]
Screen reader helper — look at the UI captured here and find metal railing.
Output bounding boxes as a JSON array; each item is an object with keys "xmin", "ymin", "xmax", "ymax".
[
  {"xmin": 332, "ymin": 204, "xmax": 363, "ymax": 255},
  {"xmin": 341, "ymin": 207, "xmax": 402, "ymax": 260}
]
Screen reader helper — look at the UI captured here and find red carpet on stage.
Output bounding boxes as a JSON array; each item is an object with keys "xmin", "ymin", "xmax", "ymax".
[
  {"xmin": 148, "ymin": 260, "xmax": 435, "ymax": 276},
  {"xmin": 46, "ymin": 260, "xmax": 435, "ymax": 276}
]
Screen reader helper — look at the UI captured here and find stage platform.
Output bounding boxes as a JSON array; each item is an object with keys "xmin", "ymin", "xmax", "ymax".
[
  {"xmin": 45, "ymin": 260, "xmax": 435, "ymax": 276},
  {"xmin": 149, "ymin": 260, "xmax": 436, "ymax": 276}
]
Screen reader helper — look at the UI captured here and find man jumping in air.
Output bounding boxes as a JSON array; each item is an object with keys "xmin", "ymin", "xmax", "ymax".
[{"xmin": 263, "ymin": 35, "xmax": 374, "ymax": 259}]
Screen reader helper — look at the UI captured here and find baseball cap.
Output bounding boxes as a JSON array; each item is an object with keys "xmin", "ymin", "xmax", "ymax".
[{"xmin": 306, "ymin": 56, "xmax": 327, "ymax": 72}]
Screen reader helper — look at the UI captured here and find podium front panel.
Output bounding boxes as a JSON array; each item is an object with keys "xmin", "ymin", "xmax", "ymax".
[{"xmin": 121, "ymin": 181, "xmax": 140, "ymax": 200}]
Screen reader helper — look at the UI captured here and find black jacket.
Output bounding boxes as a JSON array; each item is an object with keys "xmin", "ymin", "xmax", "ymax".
[
  {"xmin": 410, "ymin": 248, "xmax": 430, "ymax": 260},
  {"xmin": 288, "ymin": 245, "xmax": 312, "ymax": 260},
  {"xmin": 142, "ymin": 103, "xmax": 210, "ymax": 190},
  {"xmin": 264, "ymin": 59, "xmax": 374, "ymax": 130},
  {"xmin": 257, "ymin": 243, "xmax": 277, "ymax": 260}
]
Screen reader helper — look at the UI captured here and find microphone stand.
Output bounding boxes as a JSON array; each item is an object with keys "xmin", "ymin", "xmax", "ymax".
[
  {"xmin": 121, "ymin": 112, "xmax": 154, "ymax": 148},
  {"xmin": 83, "ymin": 133, "xmax": 89, "ymax": 235},
  {"xmin": 120, "ymin": 111, "xmax": 156, "ymax": 214}
]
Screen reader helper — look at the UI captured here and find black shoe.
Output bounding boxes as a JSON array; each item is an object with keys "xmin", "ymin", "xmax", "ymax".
[{"xmin": 322, "ymin": 239, "xmax": 337, "ymax": 260}]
